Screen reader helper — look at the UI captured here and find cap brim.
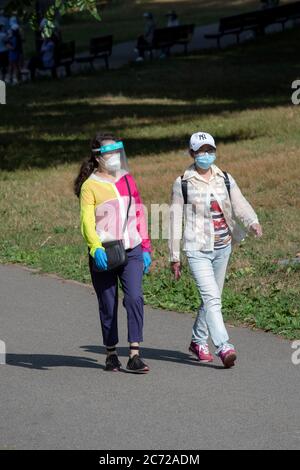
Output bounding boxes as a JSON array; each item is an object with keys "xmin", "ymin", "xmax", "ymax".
[{"xmin": 190, "ymin": 143, "xmax": 216, "ymax": 151}]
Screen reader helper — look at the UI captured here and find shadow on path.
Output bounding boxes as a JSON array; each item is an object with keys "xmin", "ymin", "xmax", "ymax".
[
  {"xmin": 6, "ymin": 353, "xmax": 105, "ymax": 371},
  {"xmin": 5, "ymin": 346, "xmax": 225, "ymax": 370},
  {"xmin": 81, "ymin": 345, "xmax": 225, "ymax": 370}
]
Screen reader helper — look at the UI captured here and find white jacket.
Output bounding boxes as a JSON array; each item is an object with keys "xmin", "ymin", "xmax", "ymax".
[{"xmin": 169, "ymin": 164, "xmax": 259, "ymax": 262}]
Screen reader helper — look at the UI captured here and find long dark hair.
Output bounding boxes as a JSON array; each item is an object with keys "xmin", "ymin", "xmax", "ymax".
[{"xmin": 74, "ymin": 132, "xmax": 117, "ymax": 198}]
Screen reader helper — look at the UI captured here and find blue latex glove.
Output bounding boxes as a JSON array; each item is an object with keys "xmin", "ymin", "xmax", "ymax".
[
  {"xmin": 94, "ymin": 248, "xmax": 108, "ymax": 271},
  {"xmin": 143, "ymin": 252, "xmax": 152, "ymax": 274}
]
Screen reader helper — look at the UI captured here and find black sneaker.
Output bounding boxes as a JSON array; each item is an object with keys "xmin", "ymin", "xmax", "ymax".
[
  {"xmin": 126, "ymin": 354, "xmax": 149, "ymax": 374},
  {"xmin": 105, "ymin": 354, "xmax": 122, "ymax": 372}
]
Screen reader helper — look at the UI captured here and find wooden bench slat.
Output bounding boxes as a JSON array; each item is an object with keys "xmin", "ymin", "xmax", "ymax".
[
  {"xmin": 75, "ymin": 35, "xmax": 113, "ymax": 70},
  {"xmin": 205, "ymin": 1, "xmax": 300, "ymax": 48}
]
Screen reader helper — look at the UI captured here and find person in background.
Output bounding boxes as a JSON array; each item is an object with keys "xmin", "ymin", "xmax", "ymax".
[
  {"xmin": 0, "ymin": 21, "xmax": 8, "ymax": 80},
  {"xmin": 6, "ymin": 23, "xmax": 22, "ymax": 84},
  {"xmin": 169, "ymin": 132, "xmax": 263, "ymax": 369},
  {"xmin": 135, "ymin": 12, "xmax": 156, "ymax": 62},
  {"xmin": 9, "ymin": 14, "xmax": 19, "ymax": 29},
  {"xmin": 39, "ymin": 17, "xmax": 62, "ymax": 49},
  {"xmin": 28, "ymin": 35, "xmax": 57, "ymax": 80},
  {"xmin": 159, "ymin": 9, "xmax": 180, "ymax": 59},
  {"xmin": 10, "ymin": 14, "xmax": 25, "ymax": 71},
  {"xmin": 166, "ymin": 10, "xmax": 180, "ymax": 27},
  {"xmin": 0, "ymin": 9, "xmax": 9, "ymax": 31}
]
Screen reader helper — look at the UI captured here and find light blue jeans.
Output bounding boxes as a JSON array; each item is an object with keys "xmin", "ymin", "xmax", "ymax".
[{"xmin": 186, "ymin": 243, "xmax": 234, "ymax": 355}]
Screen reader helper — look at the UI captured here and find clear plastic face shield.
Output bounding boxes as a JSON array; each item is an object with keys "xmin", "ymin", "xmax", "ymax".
[{"xmin": 93, "ymin": 141, "xmax": 129, "ymax": 177}]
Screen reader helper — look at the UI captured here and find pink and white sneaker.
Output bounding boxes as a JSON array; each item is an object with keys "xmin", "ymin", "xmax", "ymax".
[
  {"xmin": 218, "ymin": 345, "xmax": 237, "ymax": 369},
  {"xmin": 189, "ymin": 341, "xmax": 214, "ymax": 363}
]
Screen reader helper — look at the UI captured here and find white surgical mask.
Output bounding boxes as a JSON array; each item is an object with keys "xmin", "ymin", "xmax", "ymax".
[{"xmin": 104, "ymin": 153, "xmax": 121, "ymax": 172}]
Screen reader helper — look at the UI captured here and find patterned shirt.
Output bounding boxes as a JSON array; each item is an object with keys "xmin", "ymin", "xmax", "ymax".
[{"xmin": 210, "ymin": 193, "xmax": 232, "ymax": 249}]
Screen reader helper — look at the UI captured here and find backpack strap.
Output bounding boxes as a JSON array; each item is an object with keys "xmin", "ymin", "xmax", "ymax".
[
  {"xmin": 222, "ymin": 171, "xmax": 231, "ymax": 200},
  {"xmin": 181, "ymin": 172, "xmax": 231, "ymax": 203},
  {"xmin": 181, "ymin": 175, "xmax": 188, "ymax": 205}
]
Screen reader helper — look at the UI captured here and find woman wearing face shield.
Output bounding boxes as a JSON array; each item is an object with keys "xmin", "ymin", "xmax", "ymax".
[
  {"xmin": 74, "ymin": 133, "xmax": 152, "ymax": 373},
  {"xmin": 169, "ymin": 132, "xmax": 263, "ymax": 368}
]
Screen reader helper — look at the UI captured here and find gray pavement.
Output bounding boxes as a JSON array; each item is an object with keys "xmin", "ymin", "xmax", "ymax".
[{"xmin": 0, "ymin": 263, "xmax": 299, "ymax": 450}]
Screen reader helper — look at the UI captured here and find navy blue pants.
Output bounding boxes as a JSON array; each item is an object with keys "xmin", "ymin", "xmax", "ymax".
[{"xmin": 89, "ymin": 244, "xmax": 144, "ymax": 347}]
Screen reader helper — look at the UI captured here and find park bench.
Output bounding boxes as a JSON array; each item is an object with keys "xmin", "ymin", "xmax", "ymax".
[
  {"xmin": 267, "ymin": 1, "xmax": 300, "ymax": 27},
  {"xmin": 76, "ymin": 35, "xmax": 113, "ymax": 70},
  {"xmin": 169, "ymin": 24, "xmax": 195, "ymax": 54},
  {"xmin": 205, "ymin": 1, "xmax": 300, "ymax": 48},
  {"xmin": 54, "ymin": 41, "xmax": 76, "ymax": 76},
  {"xmin": 142, "ymin": 24, "xmax": 195, "ymax": 59},
  {"xmin": 204, "ymin": 15, "xmax": 253, "ymax": 48},
  {"xmin": 254, "ymin": 2, "xmax": 300, "ymax": 32}
]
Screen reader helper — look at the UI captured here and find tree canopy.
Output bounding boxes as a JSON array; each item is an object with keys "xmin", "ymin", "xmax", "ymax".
[{"xmin": 4, "ymin": 0, "xmax": 101, "ymax": 35}]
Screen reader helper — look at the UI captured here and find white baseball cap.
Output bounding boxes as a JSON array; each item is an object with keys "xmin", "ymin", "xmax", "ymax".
[{"xmin": 189, "ymin": 132, "xmax": 216, "ymax": 152}]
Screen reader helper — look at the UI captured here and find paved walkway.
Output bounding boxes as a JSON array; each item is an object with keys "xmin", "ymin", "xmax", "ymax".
[
  {"xmin": 72, "ymin": 20, "xmax": 296, "ymax": 73},
  {"xmin": 1, "ymin": 263, "xmax": 299, "ymax": 450}
]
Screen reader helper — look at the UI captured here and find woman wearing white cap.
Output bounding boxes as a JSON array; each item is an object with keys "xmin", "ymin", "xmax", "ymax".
[
  {"xmin": 135, "ymin": 12, "xmax": 156, "ymax": 62},
  {"xmin": 169, "ymin": 132, "xmax": 262, "ymax": 368}
]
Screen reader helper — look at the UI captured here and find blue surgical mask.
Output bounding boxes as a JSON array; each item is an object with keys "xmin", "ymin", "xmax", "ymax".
[{"xmin": 195, "ymin": 152, "xmax": 216, "ymax": 170}]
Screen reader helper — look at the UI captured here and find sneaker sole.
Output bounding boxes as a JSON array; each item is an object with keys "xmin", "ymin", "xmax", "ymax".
[
  {"xmin": 126, "ymin": 367, "xmax": 150, "ymax": 374},
  {"xmin": 223, "ymin": 353, "xmax": 237, "ymax": 369},
  {"xmin": 105, "ymin": 366, "xmax": 121, "ymax": 372},
  {"xmin": 105, "ymin": 362, "xmax": 122, "ymax": 372},
  {"xmin": 189, "ymin": 347, "xmax": 213, "ymax": 363}
]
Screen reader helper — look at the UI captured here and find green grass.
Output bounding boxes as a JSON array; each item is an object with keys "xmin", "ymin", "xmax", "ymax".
[{"xmin": 1, "ymin": 26, "xmax": 300, "ymax": 339}]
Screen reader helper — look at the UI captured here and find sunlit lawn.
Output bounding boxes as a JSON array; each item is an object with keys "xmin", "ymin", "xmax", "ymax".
[{"xmin": 1, "ymin": 26, "xmax": 300, "ymax": 338}]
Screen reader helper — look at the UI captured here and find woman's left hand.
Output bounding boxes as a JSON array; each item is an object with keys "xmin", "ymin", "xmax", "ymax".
[
  {"xmin": 143, "ymin": 252, "xmax": 152, "ymax": 274},
  {"xmin": 250, "ymin": 223, "xmax": 263, "ymax": 238}
]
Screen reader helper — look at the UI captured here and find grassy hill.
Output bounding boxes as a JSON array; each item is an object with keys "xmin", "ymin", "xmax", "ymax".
[{"xmin": 1, "ymin": 26, "xmax": 299, "ymax": 338}]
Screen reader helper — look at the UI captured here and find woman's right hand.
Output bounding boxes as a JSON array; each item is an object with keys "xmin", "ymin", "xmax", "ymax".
[
  {"xmin": 171, "ymin": 262, "xmax": 181, "ymax": 281},
  {"xmin": 250, "ymin": 223, "xmax": 263, "ymax": 238},
  {"xmin": 94, "ymin": 248, "xmax": 108, "ymax": 271}
]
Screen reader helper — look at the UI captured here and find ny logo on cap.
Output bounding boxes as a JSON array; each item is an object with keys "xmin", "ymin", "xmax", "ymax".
[
  {"xmin": 0, "ymin": 80, "xmax": 6, "ymax": 104},
  {"xmin": 198, "ymin": 133, "xmax": 207, "ymax": 141}
]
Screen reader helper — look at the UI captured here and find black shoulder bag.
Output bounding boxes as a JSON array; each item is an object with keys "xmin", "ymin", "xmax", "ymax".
[{"xmin": 92, "ymin": 175, "xmax": 132, "ymax": 272}]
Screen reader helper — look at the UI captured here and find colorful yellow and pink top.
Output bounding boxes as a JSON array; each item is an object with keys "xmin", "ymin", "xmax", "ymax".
[{"xmin": 80, "ymin": 170, "xmax": 152, "ymax": 258}]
